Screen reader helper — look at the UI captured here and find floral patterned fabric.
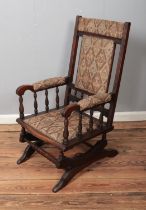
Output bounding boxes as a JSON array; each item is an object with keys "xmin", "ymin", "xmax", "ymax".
[
  {"xmin": 78, "ymin": 17, "xmax": 124, "ymax": 39},
  {"xmin": 24, "ymin": 109, "xmax": 97, "ymax": 144},
  {"xmin": 33, "ymin": 77, "xmax": 66, "ymax": 91},
  {"xmin": 78, "ymin": 93, "xmax": 111, "ymax": 111},
  {"xmin": 75, "ymin": 36, "xmax": 114, "ymax": 94}
]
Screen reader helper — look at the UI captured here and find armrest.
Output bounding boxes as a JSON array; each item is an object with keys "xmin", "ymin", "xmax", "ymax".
[
  {"xmin": 61, "ymin": 92, "xmax": 111, "ymax": 118},
  {"xmin": 77, "ymin": 92, "xmax": 112, "ymax": 111},
  {"xmin": 33, "ymin": 76, "xmax": 70, "ymax": 91},
  {"xmin": 16, "ymin": 76, "xmax": 70, "ymax": 96},
  {"xmin": 61, "ymin": 103, "xmax": 80, "ymax": 118},
  {"xmin": 16, "ymin": 85, "xmax": 34, "ymax": 96}
]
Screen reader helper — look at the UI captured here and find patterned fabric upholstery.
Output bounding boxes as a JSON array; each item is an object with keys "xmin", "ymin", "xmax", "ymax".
[
  {"xmin": 33, "ymin": 77, "xmax": 66, "ymax": 91},
  {"xmin": 78, "ymin": 93, "xmax": 111, "ymax": 111},
  {"xmin": 24, "ymin": 109, "xmax": 97, "ymax": 144},
  {"xmin": 75, "ymin": 36, "xmax": 114, "ymax": 94},
  {"xmin": 78, "ymin": 17, "xmax": 124, "ymax": 39}
]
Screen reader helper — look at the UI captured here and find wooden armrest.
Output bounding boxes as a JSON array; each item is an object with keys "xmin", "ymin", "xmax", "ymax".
[
  {"xmin": 16, "ymin": 76, "xmax": 71, "ymax": 96},
  {"xmin": 61, "ymin": 103, "xmax": 80, "ymax": 118},
  {"xmin": 16, "ymin": 85, "xmax": 34, "ymax": 96}
]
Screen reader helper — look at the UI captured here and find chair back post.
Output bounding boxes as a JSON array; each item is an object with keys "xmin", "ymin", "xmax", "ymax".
[
  {"xmin": 107, "ymin": 22, "xmax": 131, "ymax": 127},
  {"xmin": 64, "ymin": 15, "xmax": 81, "ymax": 106}
]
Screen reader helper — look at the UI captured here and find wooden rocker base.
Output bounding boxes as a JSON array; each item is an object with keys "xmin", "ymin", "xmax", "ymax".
[
  {"xmin": 17, "ymin": 141, "xmax": 44, "ymax": 165},
  {"xmin": 52, "ymin": 141, "xmax": 118, "ymax": 192},
  {"xmin": 17, "ymin": 137, "xmax": 118, "ymax": 192}
]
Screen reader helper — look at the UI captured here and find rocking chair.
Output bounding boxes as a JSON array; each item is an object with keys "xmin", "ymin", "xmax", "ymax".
[{"xmin": 16, "ymin": 16, "xmax": 131, "ymax": 192}]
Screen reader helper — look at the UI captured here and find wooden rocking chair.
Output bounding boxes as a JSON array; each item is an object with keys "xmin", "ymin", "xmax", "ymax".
[{"xmin": 16, "ymin": 16, "xmax": 131, "ymax": 192}]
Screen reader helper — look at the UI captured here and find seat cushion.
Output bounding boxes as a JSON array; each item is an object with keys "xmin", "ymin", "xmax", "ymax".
[{"xmin": 24, "ymin": 109, "xmax": 97, "ymax": 144}]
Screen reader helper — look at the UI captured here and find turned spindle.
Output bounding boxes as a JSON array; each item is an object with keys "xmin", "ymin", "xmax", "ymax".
[
  {"xmin": 89, "ymin": 109, "xmax": 93, "ymax": 132},
  {"xmin": 99, "ymin": 106, "xmax": 104, "ymax": 129},
  {"xmin": 56, "ymin": 87, "xmax": 59, "ymax": 109},
  {"xmin": 45, "ymin": 89, "xmax": 49, "ymax": 112},
  {"xmin": 19, "ymin": 96, "xmax": 24, "ymax": 119},
  {"xmin": 63, "ymin": 118, "xmax": 69, "ymax": 145},
  {"xmin": 34, "ymin": 92, "xmax": 38, "ymax": 115},
  {"xmin": 77, "ymin": 111, "xmax": 82, "ymax": 137}
]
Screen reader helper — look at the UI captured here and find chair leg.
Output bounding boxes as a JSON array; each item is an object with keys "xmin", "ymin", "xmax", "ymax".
[
  {"xmin": 17, "ymin": 141, "xmax": 44, "ymax": 165},
  {"xmin": 52, "ymin": 139, "xmax": 118, "ymax": 193}
]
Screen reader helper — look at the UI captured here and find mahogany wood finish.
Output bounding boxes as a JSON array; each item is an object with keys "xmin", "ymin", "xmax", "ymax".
[
  {"xmin": 61, "ymin": 103, "xmax": 80, "ymax": 118},
  {"xmin": 19, "ymin": 127, "xmax": 26, "ymax": 142},
  {"xmin": 89, "ymin": 109, "xmax": 94, "ymax": 132},
  {"xmin": 63, "ymin": 118, "xmax": 69, "ymax": 145},
  {"xmin": 17, "ymin": 140, "xmax": 44, "ymax": 165},
  {"xmin": 45, "ymin": 89, "xmax": 49, "ymax": 112},
  {"xmin": 77, "ymin": 111, "xmax": 82, "ymax": 137},
  {"xmin": 56, "ymin": 87, "xmax": 59, "ymax": 109},
  {"xmin": 19, "ymin": 96, "xmax": 24, "ymax": 119},
  {"xmin": 34, "ymin": 92, "xmax": 38, "ymax": 115},
  {"xmin": 107, "ymin": 22, "xmax": 131, "ymax": 127},
  {"xmin": 52, "ymin": 141, "xmax": 118, "ymax": 193},
  {"xmin": 64, "ymin": 16, "xmax": 81, "ymax": 105},
  {"xmin": 16, "ymin": 16, "xmax": 131, "ymax": 192},
  {"xmin": 16, "ymin": 85, "xmax": 34, "ymax": 96}
]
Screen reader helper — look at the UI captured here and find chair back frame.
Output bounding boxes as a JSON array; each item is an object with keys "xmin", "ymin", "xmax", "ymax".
[{"xmin": 64, "ymin": 16, "xmax": 131, "ymax": 127}]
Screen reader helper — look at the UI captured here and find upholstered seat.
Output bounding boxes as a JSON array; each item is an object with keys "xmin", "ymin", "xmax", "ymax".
[
  {"xmin": 23, "ymin": 109, "xmax": 97, "ymax": 144},
  {"xmin": 21, "ymin": 91, "xmax": 111, "ymax": 144}
]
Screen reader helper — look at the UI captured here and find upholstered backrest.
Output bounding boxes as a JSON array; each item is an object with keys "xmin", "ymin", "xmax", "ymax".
[
  {"xmin": 75, "ymin": 36, "xmax": 114, "ymax": 94},
  {"xmin": 78, "ymin": 17, "xmax": 124, "ymax": 39},
  {"xmin": 74, "ymin": 17, "xmax": 125, "ymax": 94}
]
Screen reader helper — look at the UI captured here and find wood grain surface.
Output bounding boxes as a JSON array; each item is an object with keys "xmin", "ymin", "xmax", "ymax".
[{"xmin": 0, "ymin": 122, "xmax": 146, "ymax": 210}]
